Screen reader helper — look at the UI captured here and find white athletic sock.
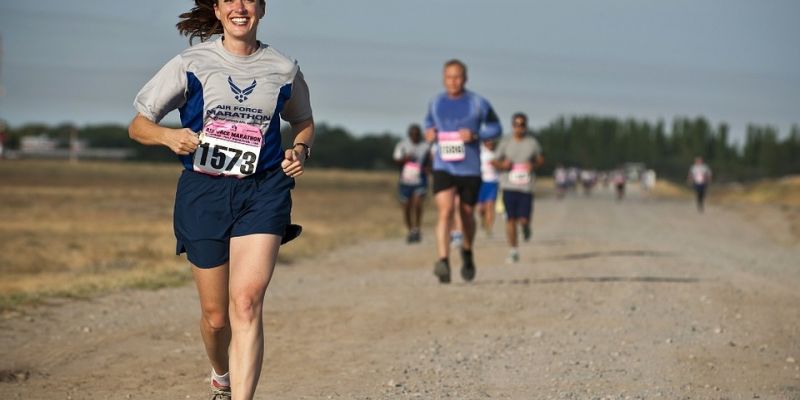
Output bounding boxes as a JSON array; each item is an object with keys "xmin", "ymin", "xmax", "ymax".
[{"xmin": 212, "ymin": 369, "xmax": 230, "ymax": 387}]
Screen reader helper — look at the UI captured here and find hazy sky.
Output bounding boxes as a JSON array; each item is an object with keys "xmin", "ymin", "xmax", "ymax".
[{"xmin": 1, "ymin": 0, "xmax": 798, "ymax": 141}]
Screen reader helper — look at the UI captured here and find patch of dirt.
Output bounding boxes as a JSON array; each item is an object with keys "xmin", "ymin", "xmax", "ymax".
[{"xmin": 2, "ymin": 187, "xmax": 799, "ymax": 399}]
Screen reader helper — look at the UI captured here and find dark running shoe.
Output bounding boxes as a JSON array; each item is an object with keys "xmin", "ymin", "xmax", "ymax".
[
  {"xmin": 522, "ymin": 225, "xmax": 532, "ymax": 242},
  {"xmin": 407, "ymin": 228, "xmax": 421, "ymax": 244},
  {"xmin": 281, "ymin": 224, "xmax": 302, "ymax": 245},
  {"xmin": 460, "ymin": 249, "xmax": 476, "ymax": 282},
  {"xmin": 434, "ymin": 259, "xmax": 451, "ymax": 284}
]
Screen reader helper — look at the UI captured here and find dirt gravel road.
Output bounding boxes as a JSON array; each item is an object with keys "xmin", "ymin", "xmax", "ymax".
[{"xmin": 2, "ymin": 187, "xmax": 799, "ymax": 399}]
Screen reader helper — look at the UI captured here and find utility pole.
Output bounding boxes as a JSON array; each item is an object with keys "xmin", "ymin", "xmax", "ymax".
[{"xmin": 0, "ymin": 33, "xmax": 4, "ymax": 97}]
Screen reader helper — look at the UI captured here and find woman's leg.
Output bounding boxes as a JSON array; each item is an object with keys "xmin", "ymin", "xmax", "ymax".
[
  {"xmin": 192, "ymin": 263, "xmax": 231, "ymax": 379},
  {"xmin": 227, "ymin": 234, "xmax": 282, "ymax": 400}
]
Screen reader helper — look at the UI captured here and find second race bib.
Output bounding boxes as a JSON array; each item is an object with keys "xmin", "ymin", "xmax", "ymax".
[
  {"xmin": 509, "ymin": 163, "xmax": 532, "ymax": 185},
  {"xmin": 438, "ymin": 131, "xmax": 465, "ymax": 162},
  {"xmin": 193, "ymin": 120, "xmax": 262, "ymax": 178},
  {"xmin": 401, "ymin": 161, "xmax": 423, "ymax": 186},
  {"xmin": 693, "ymin": 171, "xmax": 706, "ymax": 184}
]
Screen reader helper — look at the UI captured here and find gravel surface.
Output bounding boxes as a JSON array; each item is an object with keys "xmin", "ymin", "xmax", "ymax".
[{"xmin": 2, "ymin": 188, "xmax": 799, "ymax": 399}]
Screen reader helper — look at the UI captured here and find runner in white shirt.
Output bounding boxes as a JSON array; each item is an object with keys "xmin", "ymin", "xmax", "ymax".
[
  {"xmin": 393, "ymin": 124, "xmax": 432, "ymax": 243},
  {"xmin": 687, "ymin": 156, "xmax": 712, "ymax": 212},
  {"xmin": 477, "ymin": 139, "xmax": 500, "ymax": 237},
  {"xmin": 554, "ymin": 164, "xmax": 568, "ymax": 200}
]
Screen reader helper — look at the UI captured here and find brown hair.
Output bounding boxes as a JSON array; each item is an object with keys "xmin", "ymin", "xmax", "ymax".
[{"xmin": 176, "ymin": 0, "xmax": 266, "ymax": 43}]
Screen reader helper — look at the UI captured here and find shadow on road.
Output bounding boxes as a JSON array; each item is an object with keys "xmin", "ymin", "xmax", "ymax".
[
  {"xmin": 541, "ymin": 250, "xmax": 672, "ymax": 261},
  {"xmin": 470, "ymin": 276, "xmax": 700, "ymax": 286}
]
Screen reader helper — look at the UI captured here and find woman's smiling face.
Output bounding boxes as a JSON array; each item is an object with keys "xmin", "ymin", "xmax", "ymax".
[{"xmin": 214, "ymin": 0, "xmax": 265, "ymax": 41}]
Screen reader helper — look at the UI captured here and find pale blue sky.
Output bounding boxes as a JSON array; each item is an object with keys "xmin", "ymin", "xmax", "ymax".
[{"xmin": 0, "ymin": 0, "xmax": 798, "ymax": 141}]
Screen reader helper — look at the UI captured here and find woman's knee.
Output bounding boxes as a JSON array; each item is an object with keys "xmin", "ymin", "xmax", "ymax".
[
  {"xmin": 201, "ymin": 306, "xmax": 228, "ymax": 332},
  {"xmin": 229, "ymin": 291, "xmax": 266, "ymax": 322}
]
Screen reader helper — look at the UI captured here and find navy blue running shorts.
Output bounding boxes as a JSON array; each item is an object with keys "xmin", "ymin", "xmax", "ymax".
[
  {"xmin": 398, "ymin": 182, "xmax": 427, "ymax": 202},
  {"xmin": 173, "ymin": 168, "xmax": 294, "ymax": 269},
  {"xmin": 503, "ymin": 190, "xmax": 534, "ymax": 220}
]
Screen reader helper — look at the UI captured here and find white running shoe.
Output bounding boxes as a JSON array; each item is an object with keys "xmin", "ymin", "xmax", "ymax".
[{"xmin": 505, "ymin": 249, "xmax": 519, "ymax": 264}]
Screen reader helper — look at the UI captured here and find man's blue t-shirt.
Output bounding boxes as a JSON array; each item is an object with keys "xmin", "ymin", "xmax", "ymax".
[{"xmin": 424, "ymin": 90, "xmax": 502, "ymax": 177}]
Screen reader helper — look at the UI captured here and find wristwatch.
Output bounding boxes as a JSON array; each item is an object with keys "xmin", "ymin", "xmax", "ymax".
[{"xmin": 292, "ymin": 142, "xmax": 311, "ymax": 160}]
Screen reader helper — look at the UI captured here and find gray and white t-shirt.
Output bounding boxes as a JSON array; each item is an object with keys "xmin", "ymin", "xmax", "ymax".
[
  {"xmin": 393, "ymin": 139, "xmax": 431, "ymax": 165},
  {"xmin": 689, "ymin": 164, "xmax": 712, "ymax": 185},
  {"xmin": 393, "ymin": 139, "xmax": 431, "ymax": 186},
  {"xmin": 134, "ymin": 38, "xmax": 312, "ymax": 174},
  {"xmin": 495, "ymin": 136, "xmax": 542, "ymax": 193}
]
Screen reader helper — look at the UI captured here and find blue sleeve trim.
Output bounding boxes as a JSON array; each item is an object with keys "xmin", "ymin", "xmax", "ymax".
[
  {"xmin": 178, "ymin": 72, "xmax": 204, "ymax": 170},
  {"xmin": 259, "ymin": 83, "xmax": 294, "ymax": 172}
]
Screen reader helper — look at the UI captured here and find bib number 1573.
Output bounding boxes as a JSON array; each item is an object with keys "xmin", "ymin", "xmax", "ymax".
[
  {"xmin": 195, "ymin": 144, "xmax": 257, "ymax": 175},
  {"xmin": 193, "ymin": 120, "xmax": 263, "ymax": 178}
]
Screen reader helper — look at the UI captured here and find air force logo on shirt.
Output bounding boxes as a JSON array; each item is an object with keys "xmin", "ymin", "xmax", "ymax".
[{"xmin": 228, "ymin": 77, "xmax": 257, "ymax": 103}]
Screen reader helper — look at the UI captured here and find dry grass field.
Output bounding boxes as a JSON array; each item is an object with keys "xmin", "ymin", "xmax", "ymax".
[
  {"xmin": 2, "ymin": 160, "xmax": 797, "ymax": 311},
  {"xmin": 0, "ymin": 160, "xmax": 411, "ymax": 310}
]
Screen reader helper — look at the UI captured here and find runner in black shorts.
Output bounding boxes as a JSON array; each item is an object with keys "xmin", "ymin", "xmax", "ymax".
[
  {"xmin": 687, "ymin": 156, "xmax": 712, "ymax": 212},
  {"xmin": 128, "ymin": 1, "xmax": 314, "ymax": 398},
  {"xmin": 424, "ymin": 59, "xmax": 502, "ymax": 283}
]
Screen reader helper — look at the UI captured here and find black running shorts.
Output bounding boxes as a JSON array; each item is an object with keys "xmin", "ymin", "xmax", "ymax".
[{"xmin": 432, "ymin": 170, "xmax": 482, "ymax": 206}]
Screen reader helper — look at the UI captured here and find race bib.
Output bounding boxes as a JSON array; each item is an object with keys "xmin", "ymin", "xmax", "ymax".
[
  {"xmin": 693, "ymin": 172, "xmax": 706, "ymax": 184},
  {"xmin": 193, "ymin": 120, "xmax": 262, "ymax": 178},
  {"xmin": 481, "ymin": 162, "xmax": 498, "ymax": 182},
  {"xmin": 509, "ymin": 163, "xmax": 532, "ymax": 185},
  {"xmin": 401, "ymin": 161, "xmax": 423, "ymax": 186},
  {"xmin": 437, "ymin": 131, "xmax": 465, "ymax": 162}
]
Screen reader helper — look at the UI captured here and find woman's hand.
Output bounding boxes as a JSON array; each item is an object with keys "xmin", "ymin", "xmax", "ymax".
[
  {"xmin": 281, "ymin": 148, "xmax": 306, "ymax": 177},
  {"xmin": 164, "ymin": 128, "xmax": 200, "ymax": 155}
]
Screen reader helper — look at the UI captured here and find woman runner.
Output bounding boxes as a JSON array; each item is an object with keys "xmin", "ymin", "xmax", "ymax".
[{"xmin": 128, "ymin": 1, "xmax": 314, "ymax": 398}]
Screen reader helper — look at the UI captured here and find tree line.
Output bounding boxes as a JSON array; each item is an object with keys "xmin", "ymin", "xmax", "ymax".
[
  {"xmin": 536, "ymin": 116, "xmax": 800, "ymax": 182},
  {"xmin": 2, "ymin": 116, "xmax": 798, "ymax": 182}
]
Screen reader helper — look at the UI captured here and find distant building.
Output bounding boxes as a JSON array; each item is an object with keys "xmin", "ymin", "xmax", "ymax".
[
  {"xmin": 20, "ymin": 135, "xmax": 58, "ymax": 152},
  {"xmin": 16, "ymin": 135, "xmax": 132, "ymax": 160}
]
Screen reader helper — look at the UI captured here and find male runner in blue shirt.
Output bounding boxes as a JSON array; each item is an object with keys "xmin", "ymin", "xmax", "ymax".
[{"xmin": 424, "ymin": 59, "xmax": 502, "ymax": 283}]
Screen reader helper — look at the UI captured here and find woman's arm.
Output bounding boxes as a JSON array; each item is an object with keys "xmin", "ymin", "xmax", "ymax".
[
  {"xmin": 282, "ymin": 118, "xmax": 315, "ymax": 177},
  {"xmin": 128, "ymin": 113, "xmax": 199, "ymax": 155}
]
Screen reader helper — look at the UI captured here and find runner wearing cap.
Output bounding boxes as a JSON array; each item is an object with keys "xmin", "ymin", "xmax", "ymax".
[{"xmin": 492, "ymin": 112, "xmax": 543, "ymax": 263}]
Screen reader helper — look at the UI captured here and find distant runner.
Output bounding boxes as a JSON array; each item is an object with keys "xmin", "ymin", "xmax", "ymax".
[
  {"xmin": 554, "ymin": 164, "xmax": 568, "ymax": 199},
  {"xmin": 393, "ymin": 124, "xmax": 432, "ymax": 243},
  {"xmin": 425, "ymin": 59, "xmax": 502, "ymax": 283},
  {"xmin": 687, "ymin": 156, "xmax": 712, "ymax": 212},
  {"xmin": 493, "ymin": 112, "xmax": 543, "ymax": 263},
  {"xmin": 477, "ymin": 139, "xmax": 500, "ymax": 237},
  {"xmin": 612, "ymin": 168, "xmax": 626, "ymax": 201},
  {"xmin": 580, "ymin": 169, "xmax": 597, "ymax": 196}
]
